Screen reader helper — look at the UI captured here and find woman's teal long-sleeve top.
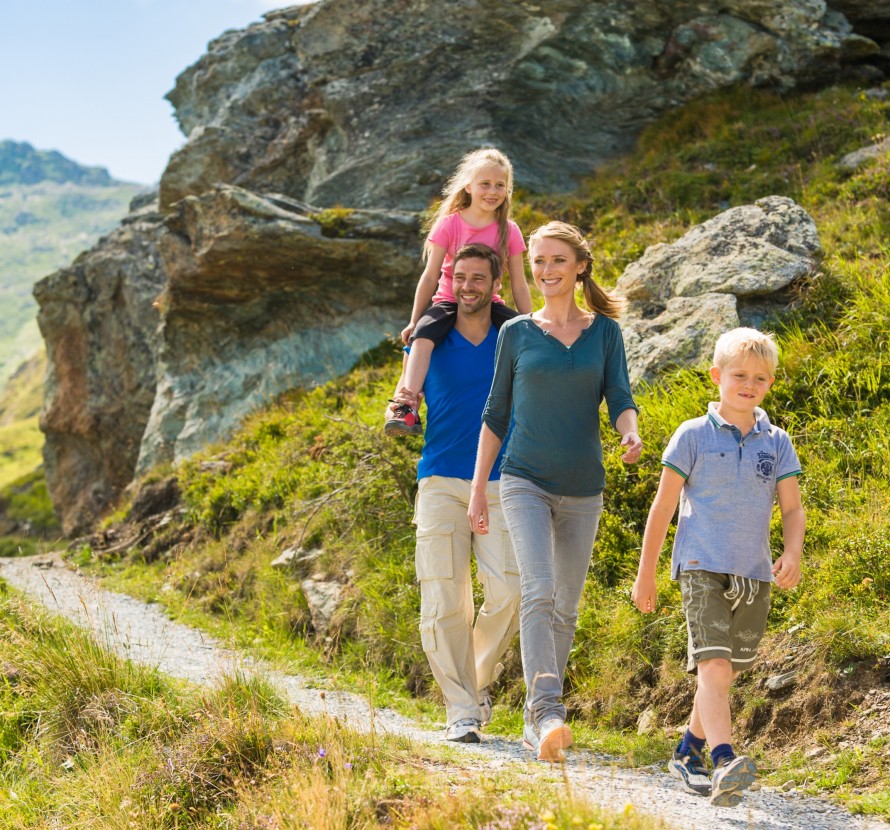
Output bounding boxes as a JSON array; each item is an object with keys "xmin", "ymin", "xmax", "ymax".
[{"xmin": 482, "ymin": 314, "xmax": 638, "ymax": 497}]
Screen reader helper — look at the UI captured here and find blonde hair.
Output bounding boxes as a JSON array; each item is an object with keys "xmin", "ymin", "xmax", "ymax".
[
  {"xmin": 713, "ymin": 327, "xmax": 778, "ymax": 374},
  {"xmin": 423, "ymin": 147, "xmax": 515, "ymax": 269},
  {"xmin": 527, "ymin": 221, "xmax": 624, "ymax": 319}
]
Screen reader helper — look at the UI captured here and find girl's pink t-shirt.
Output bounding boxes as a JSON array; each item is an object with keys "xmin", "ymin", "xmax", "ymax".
[{"xmin": 428, "ymin": 213, "xmax": 526, "ymax": 304}]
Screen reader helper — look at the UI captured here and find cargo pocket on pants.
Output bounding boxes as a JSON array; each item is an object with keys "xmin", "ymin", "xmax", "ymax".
[
  {"xmin": 415, "ymin": 523, "xmax": 454, "ymax": 581},
  {"xmin": 419, "ymin": 600, "xmax": 438, "ymax": 653}
]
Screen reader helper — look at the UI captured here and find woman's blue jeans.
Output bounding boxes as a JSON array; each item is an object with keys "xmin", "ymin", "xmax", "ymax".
[{"xmin": 500, "ymin": 473, "xmax": 603, "ymax": 727}]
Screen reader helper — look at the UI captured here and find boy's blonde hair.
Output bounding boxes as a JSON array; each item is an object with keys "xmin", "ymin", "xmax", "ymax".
[
  {"xmin": 713, "ymin": 327, "xmax": 779, "ymax": 374},
  {"xmin": 423, "ymin": 147, "xmax": 515, "ymax": 269}
]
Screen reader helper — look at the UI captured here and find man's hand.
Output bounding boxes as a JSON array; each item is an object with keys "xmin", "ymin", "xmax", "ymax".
[{"xmin": 391, "ymin": 386, "xmax": 421, "ymax": 410}]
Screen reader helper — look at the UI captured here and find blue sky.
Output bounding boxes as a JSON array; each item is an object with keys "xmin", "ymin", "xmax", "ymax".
[{"xmin": 1, "ymin": 0, "xmax": 310, "ymax": 185}]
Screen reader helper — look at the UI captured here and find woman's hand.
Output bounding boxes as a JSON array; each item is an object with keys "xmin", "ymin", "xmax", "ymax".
[
  {"xmin": 400, "ymin": 322, "xmax": 416, "ymax": 346},
  {"xmin": 619, "ymin": 430, "xmax": 643, "ymax": 464},
  {"xmin": 467, "ymin": 487, "xmax": 490, "ymax": 535}
]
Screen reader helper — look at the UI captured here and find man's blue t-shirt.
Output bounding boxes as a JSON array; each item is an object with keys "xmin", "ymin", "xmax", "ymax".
[{"xmin": 417, "ymin": 325, "xmax": 506, "ymax": 481}]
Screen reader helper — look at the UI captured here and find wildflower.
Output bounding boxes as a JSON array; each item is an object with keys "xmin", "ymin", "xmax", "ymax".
[
  {"xmin": 318, "ymin": 747, "xmax": 326, "ymax": 758},
  {"xmin": 623, "ymin": 803, "xmax": 635, "ymax": 816},
  {"xmin": 540, "ymin": 810, "xmax": 556, "ymax": 822},
  {"xmin": 344, "ymin": 762, "xmax": 353, "ymax": 770}
]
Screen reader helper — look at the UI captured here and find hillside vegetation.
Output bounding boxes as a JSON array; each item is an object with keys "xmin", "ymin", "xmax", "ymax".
[
  {"xmin": 0, "ymin": 141, "xmax": 144, "ymax": 384},
  {"xmin": 2, "ymin": 82, "xmax": 890, "ymax": 823}
]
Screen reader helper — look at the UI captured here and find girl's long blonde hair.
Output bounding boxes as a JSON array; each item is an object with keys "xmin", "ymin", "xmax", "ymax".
[
  {"xmin": 528, "ymin": 221, "xmax": 624, "ymax": 319},
  {"xmin": 423, "ymin": 147, "xmax": 515, "ymax": 270}
]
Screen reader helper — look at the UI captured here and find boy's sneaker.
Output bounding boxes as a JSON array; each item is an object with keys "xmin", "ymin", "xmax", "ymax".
[
  {"xmin": 479, "ymin": 689, "xmax": 492, "ymax": 727},
  {"xmin": 385, "ymin": 401, "xmax": 423, "ymax": 437},
  {"xmin": 444, "ymin": 718, "xmax": 481, "ymax": 743},
  {"xmin": 523, "ymin": 717, "xmax": 572, "ymax": 762},
  {"xmin": 710, "ymin": 755, "xmax": 757, "ymax": 807},
  {"xmin": 668, "ymin": 747, "xmax": 712, "ymax": 795}
]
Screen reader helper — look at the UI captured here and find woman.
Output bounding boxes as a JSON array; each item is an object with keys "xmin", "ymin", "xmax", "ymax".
[{"xmin": 468, "ymin": 221, "xmax": 642, "ymax": 762}]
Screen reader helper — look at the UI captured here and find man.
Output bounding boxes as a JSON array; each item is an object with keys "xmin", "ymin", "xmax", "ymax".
[{"xmin": 388, "ymin": 243, "xmax": 520, "ymax": 743}]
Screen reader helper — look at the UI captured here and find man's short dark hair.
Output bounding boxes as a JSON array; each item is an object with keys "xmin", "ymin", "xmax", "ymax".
[{"xmin": 453, "ymin": 243, "xmax": 501, "ymax": 281}]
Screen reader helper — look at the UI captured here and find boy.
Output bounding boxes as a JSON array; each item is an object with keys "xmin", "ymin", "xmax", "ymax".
[{"xmin": 632, "ymin": 327, "xmax": 805, "ymax": 808}]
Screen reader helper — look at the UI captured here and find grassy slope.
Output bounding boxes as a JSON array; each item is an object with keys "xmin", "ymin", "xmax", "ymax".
[
  {"xmin": 0, "ymin": 179, "xmax": 143, "ymax": 383},
  {"xmin": 0, "ymin": 350, "xmax": 44, "ymax": 490},
  {"xmin": 3, "ymin": 82, "xmax": 890, "ymax": 820}
]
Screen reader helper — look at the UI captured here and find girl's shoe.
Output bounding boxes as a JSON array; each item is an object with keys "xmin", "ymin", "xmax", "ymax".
[{"xmin": 384, "ymin": 401, "xmax": 423, "ymax": 436}]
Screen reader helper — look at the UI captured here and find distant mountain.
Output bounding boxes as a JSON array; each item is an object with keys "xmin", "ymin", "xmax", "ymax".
[
  {"xmin": 0, "ymin": 140, "xmax": 116, "ymax": 187},
  {"xmin": 0, "ymin": 142, "xmax": 146, "ymax": 385}
]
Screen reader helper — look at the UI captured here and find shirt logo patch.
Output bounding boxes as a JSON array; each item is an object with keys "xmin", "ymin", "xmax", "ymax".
[{"xmin": 755, "ymin": 451, "xmax": 776, "ymax": 482}]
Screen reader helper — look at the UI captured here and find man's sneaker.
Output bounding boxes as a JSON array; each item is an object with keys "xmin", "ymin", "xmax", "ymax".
[
  {"xmin": 384, "ymin": 401, "xmax": 423, "ymax": 437},
  {"xmin": 479, "ymin": 689, "xmax": 492, "ymax": 727},
  {"xmin": 444, "ymin": 718, "xmax": 481, "ymax": 743},
  {"xmin": 523, "ymin": 717, "xmax": 572, "ymax": 762},
  {"xmin": 710, "ymin": 755, "xmax": 757, "ymax": 807},
  {"xmin": 668, "ymin": 747, "xmax": 712, "ymax": 795}
]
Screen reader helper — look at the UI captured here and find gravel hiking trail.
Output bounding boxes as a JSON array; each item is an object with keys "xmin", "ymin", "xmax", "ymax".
[{"xmin": 1, "ymin": 554, "xmax": 883, "ymax": 830}]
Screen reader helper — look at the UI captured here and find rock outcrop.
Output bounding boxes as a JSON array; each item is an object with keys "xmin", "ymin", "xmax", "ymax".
[
  {"xmin": 34, "ymin": 201, "xmax": 166, "ymax": 535},
  {"xmin": 140, "ymin": 187, "xmax": 418, "ymax": 473},
  {"xmin": 617, "ymin": 196, "xmax": 823, "ymax": 385},
  {"xmin": 161, "ymin": 0, "xmax": 878, "ymax": 211}
]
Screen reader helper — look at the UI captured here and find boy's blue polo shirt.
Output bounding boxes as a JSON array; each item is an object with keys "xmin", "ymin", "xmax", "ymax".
[
  {"xmin": 663, "ymin": 402, "xmax": 802, "ymax": 582},
  {"xmin": 416, "ymin": 325, "xmax": 505, "ymax": 481}
]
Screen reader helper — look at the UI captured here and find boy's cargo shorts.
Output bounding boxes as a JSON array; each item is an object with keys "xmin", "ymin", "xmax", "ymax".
[{"xmin": 678, "ymin": 570, "xmax": 771, "ymax": 674}]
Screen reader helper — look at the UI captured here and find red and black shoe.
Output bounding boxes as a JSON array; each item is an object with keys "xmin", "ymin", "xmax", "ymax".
[{"xmin": 385, "ymin": 400, "xmax": 423, "ymax": 437}]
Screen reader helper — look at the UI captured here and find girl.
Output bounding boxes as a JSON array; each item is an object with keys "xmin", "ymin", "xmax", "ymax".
[
  {"xmin": 467, "ymin": 221, "xmax": 642, "ymax": 762},
  {"xmin": 385, "ymin": 147, "xmax": 531, "ymax": 436}
]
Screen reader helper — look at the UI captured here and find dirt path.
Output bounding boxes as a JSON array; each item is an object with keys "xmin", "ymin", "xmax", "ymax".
[{"xmin": 1, "ymin": 554, "xmax": 883, "ymax": 830}]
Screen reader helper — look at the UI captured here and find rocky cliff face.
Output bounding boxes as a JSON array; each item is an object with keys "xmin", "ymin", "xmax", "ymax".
[
  {"xmin": 34, "ymin": 0, "xmax": 883, "ymax": 534},
  {"xmin": 161, "ymin": 0, "xmax": 878, "ymax": 211}
]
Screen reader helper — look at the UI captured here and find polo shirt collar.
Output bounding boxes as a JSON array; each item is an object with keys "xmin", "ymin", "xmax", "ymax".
[{"xmin": 706, "ymin": 401, "xmax": 771, "ymax": 434}]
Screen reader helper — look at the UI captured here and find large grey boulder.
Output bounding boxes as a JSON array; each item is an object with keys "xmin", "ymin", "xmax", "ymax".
[
  {"xmin": 618, "ymin": 196, "xmax": 823, "ymax": 385},
  {"xmin": 160, "ymin": 0, "xmax": 877, "ymax": 211}
]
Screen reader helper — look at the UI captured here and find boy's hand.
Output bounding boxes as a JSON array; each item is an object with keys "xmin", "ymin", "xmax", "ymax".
[
  {"xmin": 631, "ymin": 574, "xmax": 657, "ymax": 613},
  {"xmin": 772, "ymin": 553, "xmax": 801, "ymax": 589}
]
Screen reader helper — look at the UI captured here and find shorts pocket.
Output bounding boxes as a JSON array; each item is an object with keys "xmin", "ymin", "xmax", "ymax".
[{"xmin": 415, "ymin": 523, "xmax": 454, "ymax": 581}]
